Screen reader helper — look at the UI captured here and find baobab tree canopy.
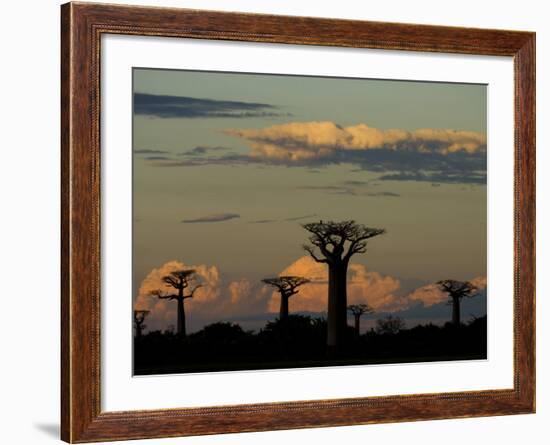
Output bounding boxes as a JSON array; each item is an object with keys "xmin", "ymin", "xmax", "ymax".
[
  {"xmin": 161, "ymin": 270, "xmax": 197, "ymax": 295},
  {"xmin": 262, "ymin": 276, "xmax": 310, "ymax": 319},
  {"xmin": 347, "ymin": 304, "xmax": 374, "ymax": 317},
  {"xmin": 134, "ymin": 309, "xmax": 150, "ymax": 321},
  {"xmin": 261, "ymin": 276, "xmax": 310, "ymax": 295},
  {"xmin": 437, "ymin": 279, "xmax": 478, "ymax": 300},
  {"xmin": 302, "ymin": 220, "xmax": 386, "ymax": 264}
]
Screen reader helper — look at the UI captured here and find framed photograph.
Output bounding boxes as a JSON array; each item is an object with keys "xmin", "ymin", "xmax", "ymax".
[{"xmin": 61, "ymin": 2, "xmax": 535, "ymax": 442}]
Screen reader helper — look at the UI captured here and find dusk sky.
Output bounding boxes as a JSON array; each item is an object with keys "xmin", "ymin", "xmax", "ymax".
[{"xmin": 132, "ymin": 68, "xmax": 487, "ymax": 334}]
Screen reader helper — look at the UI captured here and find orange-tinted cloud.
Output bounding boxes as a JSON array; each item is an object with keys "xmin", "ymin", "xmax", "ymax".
[
  {"xmin": 266, "ymin": 256, "xmax": 406, "ymax": 314},
  {"xmin": 407, "ymin": 275, "xmax": 487, "ymax": 307},
  {"xmin": 135, "ymin": 259, "xmax": 487, "ymax": 333},
  {"xmin": 135, "ymin": 260, "xmax": 273, "ymax": 332},
  {"xmin": 225, "ymin": 121, "xmax": 486, "ymax": 161},
  {"xmin": 134, "ymin": 260, "xmax": 222, "ymax": 330}
]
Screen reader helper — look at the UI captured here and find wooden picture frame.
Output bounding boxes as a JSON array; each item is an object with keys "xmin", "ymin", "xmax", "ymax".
[{"xmin": 61, "ymin": 2, "xmax": 535, "ymax": 442}]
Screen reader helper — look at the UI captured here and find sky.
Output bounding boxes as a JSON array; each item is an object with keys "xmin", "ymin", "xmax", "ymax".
[{"xmin": 132, "ymin": 68, "xmax": 487, "ymax": 334}]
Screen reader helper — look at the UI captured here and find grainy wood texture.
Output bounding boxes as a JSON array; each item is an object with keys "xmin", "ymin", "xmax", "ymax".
[{"xmin": 60, "ymin": 2, "xmax": 536, "ymax": 442}]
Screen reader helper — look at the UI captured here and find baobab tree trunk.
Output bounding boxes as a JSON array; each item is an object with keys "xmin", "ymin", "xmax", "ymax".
[
  {"xmin": 354, "ymin": 314, "xmax": 361, "ymax": 336},
  {"xmin": 327, "ymin": 262, "xmax": 348, "ymax": 355},
  {"xmin": 452, "ymin": 296, "xmax": 461, "ymax": 326},
  {"xmin": 177, "ymin": 298, "xmax": 186, "ymax": 336},
  {"xmin": 279, "ymin": 296, "xmax": 289, "ymax": 320}
]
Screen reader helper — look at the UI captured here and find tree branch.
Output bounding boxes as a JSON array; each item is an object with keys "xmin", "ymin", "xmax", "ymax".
[
  {"xmin": 150, "ymin": 290, "xmax": 178, "ymax": 300},
  {"xmin": 303, "ymin": 244, "xmax": 328, "ymax": 263},
  {"xmin": 184, "ymin": 284, "xmax": 203, "ymax": 299}
]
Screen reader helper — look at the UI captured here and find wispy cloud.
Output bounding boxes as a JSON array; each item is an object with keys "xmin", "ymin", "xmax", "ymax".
[
  {"xmin": 378, "ymin": 171, "xmax": 486, "ymax": 184},
  {"xmin": 134, "ymin": 93, "xmax": 288, "ymax": 119},
  {"xmin": 181, "ymin": 213, "xmax": 240, "ymax": 223},
  {"xmin": 179, "ymin": 146, "xmax": 231, "ymax": 156},
  {"xmin": 342, "ymin": 180, "xmax": 370, "ymax": 186},
  {"xmin": 249, "ymin": 214, "xmax": 317, "ymax": 224},
  {"xmin": 249, "ymin": 219, "xmax": 277, "ymax": 224},
  {"xmin": 284, "ymin": 213, "xmax": 317, "ymax": 221},
  {"xmin": 298, "ymin": 184, "xmax": 400, "ymax": 197},
  {"xmin": 365, "ymin": 191, "xmax": 401, "ymax": 197},
  {"xmin": 143, "ymin": 155, "xmax": 172, "ymax": 161},
  {"xmin": 298, "ymin": 185, "xmax": 349, "ymax": 193},
  {"xmin": 134, "ymin": 148, "xmax": 169, "ymax": 154}
]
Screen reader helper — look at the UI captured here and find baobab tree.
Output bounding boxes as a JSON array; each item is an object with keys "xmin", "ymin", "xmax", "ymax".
[
  {"xmin": 302, "ymin": 220, "xmax": 385, "ymax": 354},
  {"xmin": 262, "ymin": 276, "xmax": 310, "ymax": 320},
  {"xmin": 437, "ymin": 279, "xmax": 478, "ymax": 326},
  {"xmin": 150, "ymin": 269, "xmax": 202, "ymax": 337},
  {"xmin": 133, "ymin": 309, "xmax": 150, "ymax": 337},
  {"xmin": 347, "ymin": 304, "xmax": 374, "ymax": 336}
]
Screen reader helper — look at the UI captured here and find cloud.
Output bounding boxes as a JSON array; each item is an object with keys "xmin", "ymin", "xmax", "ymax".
[
  {"xmin": 222, "ymin": 121, "xmax": 486, "ymax": 184},
  {"xmin": 228, "ymin": 279, "xmax": 271, "ymax": 313},
  {"xmin": 143, "ymin": 121, "xmax": 486, "ymax": 185},
  {"xmin": 378, "ymin": 171, "xmax": 486, "ymax": 185},
  {"xmin": 135, "ymin": 148, "xmax": 169, "ymax": 154},
  {"xmin": 135, "ymin": 257, "xmax": 410, "ymax": 334},
  {"xmin": 248, "ymin": 214, "xmax": 317, "ymax": 224},
  {"xmin": 179, "ymin": 146, "xmax": 232, "ymax": 156},
  {"xmin": 143, "ymin": 155, "xmax": 172, "ymax": 161},
  {"xmin": 298, "ymin": 184, "xmax": 399, "ymax": 198},
  {"xmin": 225, "ymin": 121, "xmax": 486, "ymax": 159},
  {"xmin": 134, "ymin": 93, "xmax": 286, "ymax": 119},
  {"xmin": 343, "ymin": 180, "xmax": 370, "ymax": 186},
  {"xmin": 249, "ymin": 219, "xmax": 277, "ymax": 224},
  {"xmin": 152, "ymin": 153, "xmax": 253, "ymax": 168},
  {"xmin": 298, "ymin": 185, "xmax": 351, "ymax": 194},
  {"xmin": 134, "ymin": 260, "xmax": 272, "ymax": 333},
  {"xmin": 407, "ymin": 283, "xmax": 446, "ymax": 307},
  {"xmin": 407, "ymin": 275, "xmax": 487, "ymax": 307},
  {"xmin": 284, "ymin": 213, "xmax": 317, "ymax": 221},
  {"xmin": 135, "ymin": 257, "xmax": 488, "ymax": 334},
  {"xmin": 181, "ymin": 213, "xmax": 240, "ymax": 223},
  {"xmin": 365, "ymin": 191, "xmax": 400, "ymax": 197},
  {"xmin": 134, "ymin": 260, "xmax": 222, "ymax": 332},
  {"xmin": 470, "ymin": 275, "xmax": 488, "ymax": 289},
  {"xmin": 266, "ymin": 256, "xmax": 407, "ymax": 314}
]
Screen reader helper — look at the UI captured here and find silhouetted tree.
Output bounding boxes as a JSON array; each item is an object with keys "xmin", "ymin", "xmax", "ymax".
[
  {"xmin": 437, "ymin": 279, "xmax": 478, "ymax": 326},
  {"xmin": 191, "ymin": 322, "xmax": 252, "ymax": 346},
  {"xmin": 133, "ymin": 309, "xmax": 150, "ymax": 337},
  {"xmin": 262, "ymin": 276, "xmax": 310, "ymax": 320},
  {"xmin": 347, "ymin": 304, "xmax": 374, "ymax": 336},
  {"xmin": 302, "ymin": 220, "xmax": 385, "ymax": 354},
  {"xmin": 375, "ymin": 315, "xmax": 405, "ymax": 335},
  {"xmin": 150, "ymin": 269, "xmax": 202, "ymax": 336}
]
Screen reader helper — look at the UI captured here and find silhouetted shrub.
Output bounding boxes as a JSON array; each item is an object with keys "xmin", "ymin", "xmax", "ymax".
[
  {"xmin": 375, "ymin": 315, "xmax": 405, "ymax": 335},
  {"xmin": 134, "ymin": 315, "xmax": 487, "ymax": 375}
]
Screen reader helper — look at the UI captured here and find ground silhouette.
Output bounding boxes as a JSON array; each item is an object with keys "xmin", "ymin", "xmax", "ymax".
[{"xmin": 134, "ymin": 314, "xmax": 487, "ymax": 375}]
